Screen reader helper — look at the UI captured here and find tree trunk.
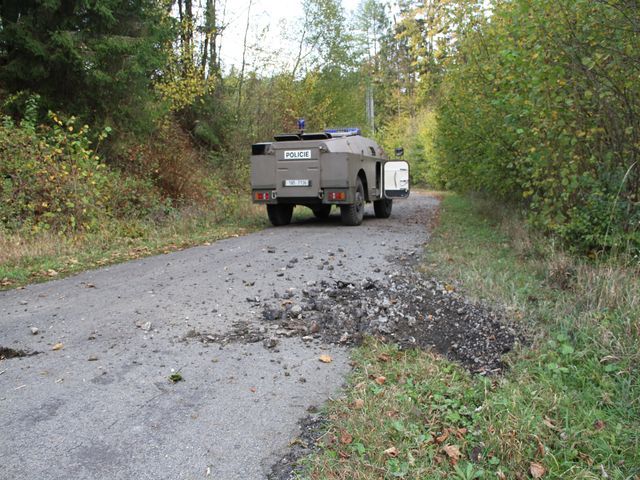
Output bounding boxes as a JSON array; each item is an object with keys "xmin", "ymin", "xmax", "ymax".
[{"xmin": 237, "ymin": 0, "xmax": 253, "ymax": 116}]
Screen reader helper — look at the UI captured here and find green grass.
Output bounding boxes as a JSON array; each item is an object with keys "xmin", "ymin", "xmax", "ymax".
[
  {"xmin": 303, "ymin": 193, "xmax": 640, "ymax": 479},
  {"xmin": 0, "ymin": 200, "xmax": 269, "ymax": 290}
]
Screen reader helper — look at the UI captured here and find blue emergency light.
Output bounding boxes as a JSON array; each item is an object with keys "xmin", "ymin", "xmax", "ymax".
[
  {"xmin": 325, "ymin": 127, "xmax": 361, "ymax": 136},
  {"xmin": 297, "ymin": 118, "xmax": 305, "ymax": 130}
]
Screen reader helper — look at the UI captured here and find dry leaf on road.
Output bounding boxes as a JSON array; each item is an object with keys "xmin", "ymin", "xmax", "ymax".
[
  {"xmin": 319, "ymin": 355, "xmax": 332, "ymax": 363},
  {"xmin": 374, "ymin": 376, "xmax": 386, "ymax": 385},
  {"xmin": 52, "ymin": 343, "xmax": 64, "ymax": 351},
  {"xmin": 530, "ymin": 462, "xmax": 546, "ymax": 478}
]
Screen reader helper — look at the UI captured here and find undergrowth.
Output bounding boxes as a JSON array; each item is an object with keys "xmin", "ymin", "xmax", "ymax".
[{"xmin": 303, "ymin": 193, "xmax": 639, "ymax": 479}]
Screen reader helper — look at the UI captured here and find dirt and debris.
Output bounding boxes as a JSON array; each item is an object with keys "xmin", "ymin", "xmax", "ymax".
[
  {"xmin": 0, "ymin": 346, "xmax": 39, "ymax": 360},
  {"xmin": 185, "ymin": 261, "xmax": 523, "ymax": 375},
  {"xmin": 268, "ymin": 413, "xmax": 327, "ymax": 480}
]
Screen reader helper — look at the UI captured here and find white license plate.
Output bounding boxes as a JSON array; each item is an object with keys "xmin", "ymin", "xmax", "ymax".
[{"xmin": 284, "ymin": 179, "xmax": 310, "ymax": 187}]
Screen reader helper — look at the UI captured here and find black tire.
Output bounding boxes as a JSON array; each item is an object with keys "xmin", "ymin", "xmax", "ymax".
[
  {"xmin": 340, "ymin": 178, "xmax": 365, "ymax": 226},
  {"xmin": 373, "ymin": 198, "xmax": 393, "ymax": 218},
  {"xmin": 312, "ymin": 205, "xmax": 332, "ymax": 219},
  {"xmin": 267, "ymin": 204, "xmax": 293, "ymax": 226}
]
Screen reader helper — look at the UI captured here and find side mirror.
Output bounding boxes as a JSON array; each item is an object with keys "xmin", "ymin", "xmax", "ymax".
[
  {"xmin": 394, "ymin": 147, "xmax": 404, "ymax": 158},
  {"xmin": 384, "ymin": 161, "xmax": 410, "ymax": 199}
]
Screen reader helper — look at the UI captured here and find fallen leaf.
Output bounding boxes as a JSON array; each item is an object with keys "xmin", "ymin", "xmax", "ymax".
[
  {"xmin": 374, "ymin": 376, "xmax": 386, "ymax": 385},
  {"xmin": 353, "ymin": 398, "xmax": 365, "ymax": 409},
  {"xmin": 383, "ymin": 446, "xmax": 398, "ymax": 457},
  {"xmin": 599, "ymin": 355, "xmax": 618, "ymax": 364},
  {"xmin": 47, "ymin": 269, "xmax": 59, "ymax": 277},
  {"xmin": 497, "ymin": 470, "xmax": 507, "ymax": 480},
  {"xmin": 593, "ymin": 419, "xmax": 605, "ymax": 431},
  {"xmin": 168, "ymin": 373, "xmax": 183, "ymax": 383},
  {"xmin": 319, "ymin": 355, "xmax": 333, "ymax": 363},
  {"xmin": 542, "ymin": 416, "xmax": 558, "ymax": 430},
  {"xmin": 530, "ymin": 462, "xmax": 546, "ymax": 478},
  {"xmin": 377, "ymin": 353, "xmax": 391, "ymax": 362},
  {"xmin": 577, "ymin": 452, "xmax": 593, "ymax": 466},
  {"xmin": 338, "ymin": 450, "xmax": 351, "ymax": 459},
  {"xmin": 435, "ymin": 430, "xmax": 450, "ymax": 444},
  {"xmin": 443, "ymin": 444, "xmax": 462, "ymax": 462},
  {"xmin": 250, "ymin": 387, "xmax": 257, "ymax": 393},
  {"xmin": 536, "ymin": 437, "xmax": 545, "ymax": 458},
  {"xmin": 340, "ymin": 432, "xmax": 353, "ymax": 445},
  {"xmin": 52, "ymin": 343, "xmax": 64, "ymax": 351}
]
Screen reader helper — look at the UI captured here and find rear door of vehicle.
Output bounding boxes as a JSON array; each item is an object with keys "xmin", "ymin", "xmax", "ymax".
[{"xmin": 275, "ymin": 146, "xmax": 322, "ymax": 198}]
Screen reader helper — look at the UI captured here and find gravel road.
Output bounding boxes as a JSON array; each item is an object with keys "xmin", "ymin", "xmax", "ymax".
[{"xmin": 0, "ymin": 193, "xmax": 438, "ymax": 480}]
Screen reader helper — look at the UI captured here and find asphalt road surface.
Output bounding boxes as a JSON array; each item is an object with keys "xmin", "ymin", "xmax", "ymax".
[{"xmin": 0, "ymin": 193, "xmax": 438, "ymax": 480}]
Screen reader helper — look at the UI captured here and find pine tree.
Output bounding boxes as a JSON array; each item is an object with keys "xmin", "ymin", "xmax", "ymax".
[{"xmin": 0, "ymin": 0, "xmax": 172, "ymax": 132}]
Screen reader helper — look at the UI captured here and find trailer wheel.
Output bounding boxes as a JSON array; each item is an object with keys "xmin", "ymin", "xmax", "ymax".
[
  {"xmin": 267, "ymin": 204, "xmax": 293, "ymax": 226},
  {"xmin": 373, "ymin": 198, "xmax": 393, "ymax": 218},
  {"xmin": 340, "ymin": 178, "xmax": 365, "ymax": 226},
  {"xmin": 312, "ymin": 205, "xmax": 332, "ymax": 219}
]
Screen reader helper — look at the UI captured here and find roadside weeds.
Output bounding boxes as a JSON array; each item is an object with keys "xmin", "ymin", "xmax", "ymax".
[
  {"xmin": 301, "ymin": 193, "xmax": 640, "ymax": 480},
  {"xmin": 0, "ymin": 202, "xmax": 268, "ymax": 290}
]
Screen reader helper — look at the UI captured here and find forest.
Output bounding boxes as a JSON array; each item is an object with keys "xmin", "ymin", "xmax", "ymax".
[{"xmin": 0, "ymin": 0, "xmax": 638, "ymax": 255}]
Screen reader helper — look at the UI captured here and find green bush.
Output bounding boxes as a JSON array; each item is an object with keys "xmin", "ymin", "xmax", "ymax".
[
  {"xmin": 379, "ymin": 109, "xmax": 439, "ymax": 187},
  {"xmin": 0, "ymin": 112, "xmax": 164, "ymax": 233},
  {"xmin": 435, "ymin": 0, "xmax": 639, "ymax": 253}
]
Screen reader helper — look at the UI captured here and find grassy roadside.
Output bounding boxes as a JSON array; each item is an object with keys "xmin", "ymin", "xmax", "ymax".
[
  {"xmin": 0, "ymin": 200, "xmax": 269, "ymax": 290},
  {"xmin": 303, "ymin": 193, "xmax": 639, "ymax": 479}
]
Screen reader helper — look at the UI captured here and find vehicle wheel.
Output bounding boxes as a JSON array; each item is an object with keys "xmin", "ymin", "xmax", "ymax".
[
  {"xmin": 340, "ymin": 178, "xmax": 365, "ymax": 226},
  {"xmin": 373, "ymin": 198, "xmax": 393, "ymax": 218},
  {"xmin": 312, "ymin": 205, "xmax": 332, "ymax": 219},
  {"xmin": 267, "ymin": 204, "xmax": 293, "ymax": 226}
]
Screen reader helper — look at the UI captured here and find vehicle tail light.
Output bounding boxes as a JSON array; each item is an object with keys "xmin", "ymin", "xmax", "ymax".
[
  {"xmin": 328, "ymin": 191, "xmax": 346, "ymax": 201},
  {"xmin": 254, "ymin": 191, "xmax": 270, "ymax": 201}
]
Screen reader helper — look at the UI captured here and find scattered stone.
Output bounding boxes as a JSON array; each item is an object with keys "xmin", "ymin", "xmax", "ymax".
[
  {"xmin": 258, "ymin": 266, "xmax": 523, "ymax": 374},
  {"xmin": 29, "ymin": 327, "xmax": 39, "ymax": 335},
  {"xmin": 141, "ymin": 321, "xmax": 152, "ymax": 332},
  {"xmin": 263, "ymin": 337, "xmax": 279, "ymax": 349},
  {"xmin": 88, "ymin": 355, "xmax": 98, "ymax": 361}
]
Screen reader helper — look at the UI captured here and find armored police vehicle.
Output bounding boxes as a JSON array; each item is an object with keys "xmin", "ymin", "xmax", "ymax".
[{"xmin": 250, "ymin": 127, "xmax": 409, "ymax": 227}]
